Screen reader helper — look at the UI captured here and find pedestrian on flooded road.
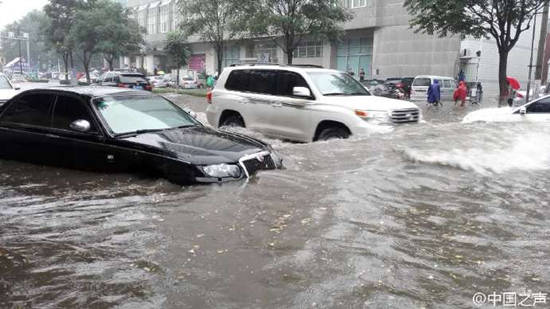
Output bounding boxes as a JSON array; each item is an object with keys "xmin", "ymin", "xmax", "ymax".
[
  {"xmin": 359, "ymin": 68, "xmax": 365, "ymax": 82},
  {"xmin": 206, "ymin": 74, "xmax": 215, "ymax": 90},
  {"xmin": 453, "ymin": 81, "xmax": 468, "ymax": 107},
  {"xmin": 427, "ymin": 79, "xmax": 441, "ymax": 106}
]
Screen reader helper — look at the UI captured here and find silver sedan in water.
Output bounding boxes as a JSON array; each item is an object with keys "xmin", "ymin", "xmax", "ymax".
[{"xmin": 463, "ymin": 95, "xmax": 550, "ymax": 123}]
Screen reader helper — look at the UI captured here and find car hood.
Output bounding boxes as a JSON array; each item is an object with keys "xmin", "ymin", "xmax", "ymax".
[
  {"xmin": 322, "ymin": 95, "xmax": 419, "ymax": 110},
  {"xmin": 462, "ymin": 107, "xmax": 514, "ymax": 123},
  {"xmin": 122, "ymin": 126, "xmax": 269, "ymax": 165},
  {"xmin": 0, "ymin": 89, "xmax": 19, "ymax": 101}
]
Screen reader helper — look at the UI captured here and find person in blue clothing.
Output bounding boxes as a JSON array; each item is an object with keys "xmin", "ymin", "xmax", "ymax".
[{"xmin": 427, "ymin": 79, "xmax": 442, "ymax": 106}]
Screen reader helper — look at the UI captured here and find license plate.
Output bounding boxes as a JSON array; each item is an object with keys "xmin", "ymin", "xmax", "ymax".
[{"xmin": 134, "ymin": 85, "xmax": 143, "ymax": 90}]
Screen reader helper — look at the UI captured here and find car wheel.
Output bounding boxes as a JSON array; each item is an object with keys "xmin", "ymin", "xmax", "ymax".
[
  {"xmin": 317, "ymin": 127, "xmax": 350, "ymax": 141},
  {"xmin": 220, "ymin": 113, "xmax": 245, "ymax": 128}
]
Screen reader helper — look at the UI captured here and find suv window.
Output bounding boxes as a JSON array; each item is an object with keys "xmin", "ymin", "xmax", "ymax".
[
  {"xmin": 52, "ymin": 95, "xmax": 97, "ymax": 132},
  {"xmin": 119, "ymin": 75, "xmax": 148, "ymax": 84},
  {"xmin": 413, "ymin": 78, "xmax": 431, "ymax": 87},
  {"xmin": 443, "ymin": 80, "xmax": 452, "ymax": 88},
  {"xmin": 225, "ymin": 70, "xmax": 250, "ymax": 92},
  {"xmin": 248, "ymin": 70, "xmax": 277, "ymax": 95},
  {"xmin": 0, "ymin": 93, "xmax": 54, "ymax": 127},
  {"xmin": 527, "ymin": 98, "xmax": 550, "ymax": 113},
  {"xmin": 277, "ymin": 71, "xmax": 310, "ymax": 97}
]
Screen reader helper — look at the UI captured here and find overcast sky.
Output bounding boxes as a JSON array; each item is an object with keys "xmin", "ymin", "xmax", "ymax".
[{"xmin": 0, "ymin": 0, "xmax": 49, "ymax": 29}]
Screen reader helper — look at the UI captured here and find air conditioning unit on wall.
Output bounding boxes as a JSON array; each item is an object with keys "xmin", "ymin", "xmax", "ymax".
[{"xmin": 462, "ymin": 48, "xmax": 474, "ymax": 57}]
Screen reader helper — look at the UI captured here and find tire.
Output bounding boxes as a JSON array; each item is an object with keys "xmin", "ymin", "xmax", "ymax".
[
  {"xmin": 220, "ymin": 113, "xmax": 245, "ymax": 128},
  {"xmin": 317, "ymin": 127, "xmax": 350, "ymax": 141}
]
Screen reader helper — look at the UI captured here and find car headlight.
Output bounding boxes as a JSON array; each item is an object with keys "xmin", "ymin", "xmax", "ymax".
[
  {"xmin": 355, "ymin": 110, "xmax": 390, "ymax": 121},
  {"xmin": 202, "ymin": 164, "xmax": 242, "ymax": 178}
]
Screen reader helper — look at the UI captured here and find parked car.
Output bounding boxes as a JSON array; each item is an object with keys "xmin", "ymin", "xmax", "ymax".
[
  {"xmin": 78, "ymin": 71, "xmax": 100, "ymax": 84},
  {"xmin": 462, "ymin": 95, "xmax": 550, "ymax": 123},
  {"xmin": 148, "ymin": 75, "xmax": 173, "ymax": 88},
  {"xmin": 181, "ymin": 75, "xmax": 203, "ymax": 89},
  {"xmin": 361, "ymin": 79, "xmax": 385, "ymax": 90},
  {"xmin": 0, "ymin": 87, "xmax": 282, "ymax": 184},
  {"xmin": 97, "ymin": 72, "xmax": 153, "ymax": 91},
  {"xmin": 0, "ymin": 73, "xmax": 20, "ymax": 106},
  {"xmin": 410, "ymin": 75, "xmax": 456, "ymax": 101},
  {"xmin": 206, "ymin": 65, "xmax": 421, "ymax": 142}
]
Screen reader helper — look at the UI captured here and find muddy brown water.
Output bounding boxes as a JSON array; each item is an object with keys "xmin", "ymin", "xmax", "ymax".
[{"xmin": 1, "ymin": 93, "xmax": 549, "ymax": 308}]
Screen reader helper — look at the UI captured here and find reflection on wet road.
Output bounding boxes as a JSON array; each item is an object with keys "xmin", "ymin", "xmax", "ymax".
[{"xmin": 1, "ymin": 95, "xmax": 550, "ymax": 308}]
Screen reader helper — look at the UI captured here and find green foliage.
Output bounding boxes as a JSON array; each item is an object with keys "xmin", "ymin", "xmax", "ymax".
[
  {"xmin": 165, "ymin": 31, "xmax": 191, "ymax": 87},
  {"xmin": 94, "ymin": 2, "xmax": 144, "ymax": 70},
  {"xmin": 404, "ymin": 0, "xmax": 545, "ymax": 52},
  {"xmin": 165, "ymin": 31, "xmax": 191, "ymax": 68},
  {"xmin": 240, "ymin": 0, "xmax": 351, "ymax": 64}
]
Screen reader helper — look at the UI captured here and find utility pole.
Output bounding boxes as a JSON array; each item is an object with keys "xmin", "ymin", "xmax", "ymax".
[
  {"xmin": 526, "ymin": 13, "xmax": 538, "ymax": 103},
  {"xmin": 535, "ymin": 0, "xmax": 549, "ymax": 91}
]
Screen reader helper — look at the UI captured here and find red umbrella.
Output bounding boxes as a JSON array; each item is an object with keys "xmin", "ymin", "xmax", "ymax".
[{"xmin": 507, "ymin": 77, "xmax": 521, "ymax": 90}]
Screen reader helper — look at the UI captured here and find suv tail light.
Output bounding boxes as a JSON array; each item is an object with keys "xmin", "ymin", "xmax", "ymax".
[
  {"xmin": 117, "ymin": 83, "xmax": 129, "ymax": 88},
  {"xmin": 206, "ymin": 91, "xmax": 213, "ymax": 104},
  {"xmin": 145, "ymin": 84, "xmax": 153, "ymax": 91}
]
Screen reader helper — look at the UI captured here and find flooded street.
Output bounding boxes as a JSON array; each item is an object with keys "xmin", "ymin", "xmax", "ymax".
[{"xmin": 1, "ymin": 95, "xmax": 550, "ymax": 308}]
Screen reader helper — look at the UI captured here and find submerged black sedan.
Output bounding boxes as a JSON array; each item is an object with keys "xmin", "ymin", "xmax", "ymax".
[{"xmin": 0, "ymin": 87, "xmax": 282, "ymax": 184}]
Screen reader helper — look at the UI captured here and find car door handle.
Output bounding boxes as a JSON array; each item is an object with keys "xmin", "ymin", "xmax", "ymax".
[
  {"xmin": 46, "ymin": 133, "xmax": 60, "ymax": 139},
  {"xmin": 272, "ymin": 102, "xmax": 283, "ymax": 108}
]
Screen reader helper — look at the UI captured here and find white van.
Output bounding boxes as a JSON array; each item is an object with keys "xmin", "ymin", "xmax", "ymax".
[{"xmin": 410, "ymin": 75, "xmax": 456, "ymax": 102}]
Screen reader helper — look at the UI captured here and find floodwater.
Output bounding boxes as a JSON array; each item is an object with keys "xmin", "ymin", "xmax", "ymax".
[{"xmin": 1, "ymin": 98, "xmax": 550, "ymax": 308}]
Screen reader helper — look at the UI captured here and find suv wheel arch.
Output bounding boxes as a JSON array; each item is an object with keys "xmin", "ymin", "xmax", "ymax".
[
  {"xmin": 313, "ymin": 121, "xmax": 351, "ymax": 141},
  {"xmin": 219, "ymin": 110, "xmax": 246, "ymax": 128}
]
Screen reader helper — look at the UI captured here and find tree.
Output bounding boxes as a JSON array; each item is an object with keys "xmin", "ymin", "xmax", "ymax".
[
  {"xmin": 96, "ymin": 3, "xmax": 144, "ymax": 71},
  {"xmin": 241, "ymin": 0, "xmax": 351, "ymax": 65},
  {"xmin": 404, "ymin": 0, "xmax": 546, "ymax": 105},
  {"xmin": 69, "ymin": 0, "xmax": 118, "ymax": 83},
  {"xmin": 176, "ymin": 0, "xmax": 240, "ymax": 75},
  {"xmin": 44, "ymin": 0, "xmax": 81, "ymax": 81},
  {"xmin": 165, "ymin": 31, "xmax": 191, "ymax": 88}
]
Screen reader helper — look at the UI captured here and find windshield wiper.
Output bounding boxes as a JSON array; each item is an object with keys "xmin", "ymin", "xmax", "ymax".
[
  {"xmin": 115, "ymin": 128, "xmax": 167, "ymax": 138},
  {"xmin": 324, "ymin": 92, "xmax": 368, "ymax": 96},
  {"xmin": 323, "ymin": 93, "xmax": 347, "ymax": 96}
]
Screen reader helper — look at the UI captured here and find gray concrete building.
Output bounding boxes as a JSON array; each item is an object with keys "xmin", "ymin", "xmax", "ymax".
[{"xmin": 122, "ymin": 0, "xmax": 539, "ymax": 96}]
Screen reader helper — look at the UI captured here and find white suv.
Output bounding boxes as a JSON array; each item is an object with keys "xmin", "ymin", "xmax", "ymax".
[{"xmin": 206, "ymin": 65, "xmax": 420, "ymax": 142}]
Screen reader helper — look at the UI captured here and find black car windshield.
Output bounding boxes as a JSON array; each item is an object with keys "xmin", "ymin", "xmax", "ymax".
[
  {"xmin": 0, "ymin": 76, "xmax": 12, "ymax": 89},
  {"xmin": 94, "ymin": 94, "xmax": 199, "ymax": 135},
  {"xmin": 308, "ymin": 72, "xmax": 370, "ymax": 96}
]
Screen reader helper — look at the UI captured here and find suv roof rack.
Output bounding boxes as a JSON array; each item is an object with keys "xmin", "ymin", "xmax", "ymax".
[{"xmin": 228, "ymin": 63, "xmax": 324, "ymax": 68}]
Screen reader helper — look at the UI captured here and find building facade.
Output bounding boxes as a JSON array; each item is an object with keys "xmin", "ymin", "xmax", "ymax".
[{"xmin": 123, "ymin": 0, "xmax": 541, "ymax": 97}]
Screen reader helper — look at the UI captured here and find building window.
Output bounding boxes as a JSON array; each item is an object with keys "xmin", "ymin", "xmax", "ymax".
[
  {"xmin": 148, "ymin": 7, "xmax": 158, "ymax": 34},
  {"xmin": 342, "ymin": 0, "xmax": 367, "ymax": 8},
  {"xmin": 223, "ymin": 46, "xmax": 241, "ymax": 68},
  {"xmin": 160, "ymin": 5, "xmax": 169, "ymax": 33},
  {"xmin": 255, "ymin": 43, "xmax": 278, "ymax": 63},
  {"xmin": 293, "ymin": 41, "xmax": 323, "ymax": 58},
  {"xmin": 172, "ymin": 4, "xmax": 180, "ymax": 31},
  {"xmin": 138, "ymin": 9, "xmax": 147, "ymax": 31}
]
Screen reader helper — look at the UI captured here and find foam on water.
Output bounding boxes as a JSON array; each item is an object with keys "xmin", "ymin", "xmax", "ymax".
[{"xmin": 400, "ymin": 131, "xmax": 550, "ymax": 175}]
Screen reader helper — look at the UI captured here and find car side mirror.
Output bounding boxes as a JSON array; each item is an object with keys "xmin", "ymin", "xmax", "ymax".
[
  {"xmin": 519, "ymin": 107, "xmax": 527, "ymax": 115},
  {"xmin": 70, "ymin": 119, "xmax": 91, "ymax": 132},
  {"xmin": 293, "ymin": 87, "xmax": 311, "ymax": 98}
]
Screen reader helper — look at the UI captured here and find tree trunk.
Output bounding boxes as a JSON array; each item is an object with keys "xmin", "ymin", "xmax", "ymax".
[
  {"xmin": 105, "ymin": 55, "xmax": 114, "ymax": 71},
  {"xmin": 84, "ymin": 51, "xmax": 91, "ymax": 84},
  {"xmin": 216, "ymin": 45, "xmax": 223, "ymax": 77},
  {"xmin": 62, "ymin": 53, "xmax": 69, "ymax": 81},
  {"xmin": 498, "ymin": 50, "xmax": 509, "ymax": 107},
  {"xmin": 176, "ymin": 64, "xmax": 180, "ymax": 88},
  {"xmin": 287, "ymin": 50, "xmax": 293, "ymax": 65}
]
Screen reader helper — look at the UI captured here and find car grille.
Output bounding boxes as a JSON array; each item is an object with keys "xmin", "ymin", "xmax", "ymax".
[
  {"xmin": 391, "ymin": 108, "xmax": 420, "ymax": 123},
  {"xmin": 239, "ymin": 152, "xmax": 275, "ymax": 178}
]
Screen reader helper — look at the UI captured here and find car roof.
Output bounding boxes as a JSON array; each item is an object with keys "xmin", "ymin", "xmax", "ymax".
[
  {"xmin": 224, "ymin": 64, "xmax": 339, "ymax": 74},
  {"xmin": 21, "ymin": 86, "xmax": 145, "ymax": 98}
]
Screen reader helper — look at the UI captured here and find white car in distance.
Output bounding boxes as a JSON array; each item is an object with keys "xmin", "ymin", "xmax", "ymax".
[
  {"xmin": 0, "ymin": 73, "xmax": 20, "ymax": 106},
  {"xmin": 206, "ymin": 65, "xmax": 421, "ymax": 142},
  {"xmin": 463, "ymin": 95, "xmax": 550, "ymax": 123}
]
